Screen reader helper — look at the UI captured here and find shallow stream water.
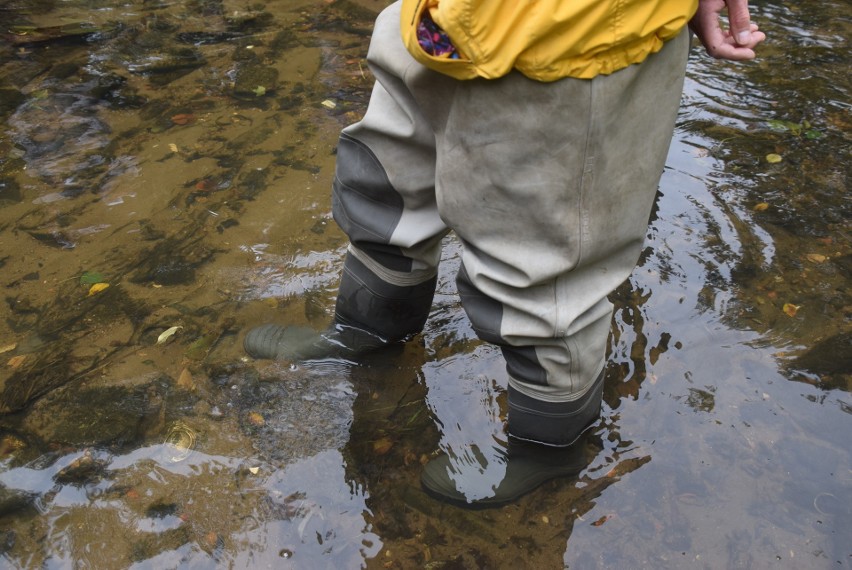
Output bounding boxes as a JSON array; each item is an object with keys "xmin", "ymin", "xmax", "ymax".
[{"xmin": 0, "ymin": 0, "xmax": 849, "ymax": 568}]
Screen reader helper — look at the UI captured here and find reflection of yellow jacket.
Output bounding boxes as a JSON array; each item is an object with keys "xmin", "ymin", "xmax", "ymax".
[{"xmin": 401, "ymin": 0, "xmax": 698, "ymax": 81}]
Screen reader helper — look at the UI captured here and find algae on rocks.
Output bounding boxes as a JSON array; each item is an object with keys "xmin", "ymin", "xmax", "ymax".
[{"xmin": 233, "ymin": 62, "xmax": 279, "ymax": 100}]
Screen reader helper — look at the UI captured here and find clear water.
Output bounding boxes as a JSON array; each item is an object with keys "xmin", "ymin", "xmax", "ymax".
[{"xmin": 0, "ymin": 0, "xmax": 849, "ymax": 568}]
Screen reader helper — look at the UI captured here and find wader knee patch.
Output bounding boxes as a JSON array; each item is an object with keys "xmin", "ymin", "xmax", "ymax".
[{"xmin": 332, "ymin": 133, "xmax": 404, "ymax": 245}]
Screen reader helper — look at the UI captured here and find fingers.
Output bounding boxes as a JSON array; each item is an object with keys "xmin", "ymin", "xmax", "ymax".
[
  {"xmin": 707, "ymin": 31, "xmax": 766, "ymax": 60},
  {"xmin": 690, "ymin": 0, "xmax": 766, "ymax": 61},
  {"xmin": 713, "ymin": 23, "xmax": 766, "ymax": 60},
  {"xmin": 725, "ymin": 0, "xmax": 754, "ymax": 45}
]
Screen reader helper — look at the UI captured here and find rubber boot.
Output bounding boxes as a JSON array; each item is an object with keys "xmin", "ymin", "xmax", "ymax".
[
  {"xmin": 420, "ymin": 371, "xmax": 604, "ymax": 507},
  {"xmin": 244, "ymin": 254, "xmax": 436, "ymax": 360},
  {"xmin": 420, "ymin": 431, "xmax": 598, "ymax": 508}
]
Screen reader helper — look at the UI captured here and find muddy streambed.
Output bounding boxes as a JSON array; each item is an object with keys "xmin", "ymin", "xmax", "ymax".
[{"xmin": 0, "ymin": 0, "xmax": 849, "ymax": 568}]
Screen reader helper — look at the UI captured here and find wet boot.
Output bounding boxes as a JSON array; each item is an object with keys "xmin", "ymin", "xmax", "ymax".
[
  {"xmin": 420, "ymin": 371, "xmax": 604, "ymax": 507},
  {"xmin": 420, "ymin": 432, "xmax": 597, "ymax": 508},
  {"xmin": 244, "ymin": 254, "xmax": 436, "ymax": 361}
]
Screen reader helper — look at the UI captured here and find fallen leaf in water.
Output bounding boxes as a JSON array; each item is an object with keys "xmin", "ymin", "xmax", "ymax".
[
  {"xmin": 591, "ymin": 514, "xmax": 613, "ymax": 527},
  {"xmin": 753, "ymin": 202, "xmax": 770, "ymax": 212},
  {"xmin": 321, "ymin": 99, "xmax": 336, "ymax": 109},
  {"xmin": 168, "ymin": 143, "xmax": 179, "ymax": 153},
  {"xmin": 170, "ymin": 113, "xmax": 195, "ymax": 125},
  {"xmin": 247, "ymin": 412, "xmax": 265, "ymax": 426},
  {"xmin": 248, "ymin": 466, "xmax": 260, "ymax": 475},
  {"xmin": 373, "ymin": 437, "xmax": 394, "ymax": 455},
  {"xmin": 765, "ymin": 153, "xmax": 783, "ymax": 164},
  {"xmin": 204, "ymin": 532, "xmax": 220, "ymax": 549},
  {"xmin": 782, "ymin": 303, "xmax": 800, "ymax": 317},
  {"xmin": 805, "ymin": 253, "xmax": 827, "ymax": 263},
  {"xmin": 177, "ymin": 367, "xmax": 195, "ymax": 391},
  {"xmin": 156, "ymin": 326, "xmax": 182, "ymax": 345},
  {"xmin": 1, "ymin": 434, "xmax": 25, "ymax": 453},
  {"xmin": 195, "ymin": 179, "xmax": 215, "ymax": 192},
  {"xmin": 0, "ymin": 343, "xmax": 16, "ymax": 355},
  {"xmin": 7, "ymin": 355, "xmax": 26, "ymax": 369},
  {"xmin": 80, "ymin": 271, "xmax": 105, "ymax": 285},
  {"xmin": 87, "ymin": 283, "xmax": 110, "ymax": 296}
]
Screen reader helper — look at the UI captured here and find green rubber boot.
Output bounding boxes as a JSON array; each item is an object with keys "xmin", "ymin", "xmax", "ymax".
[
  {"xmin": 243, "ymin": 322, "xmax": 388, "ymax": 361},
  {"xmin": 244, "ymin": 254, "xmax": 436, "ymax": 361},
  {"xmin": 421, "ymin": 375, "xmax": 604, "ymax": 508},
  {"xmin": 420, "ymin": 434, "xmax": 596, "ymax": 508}
]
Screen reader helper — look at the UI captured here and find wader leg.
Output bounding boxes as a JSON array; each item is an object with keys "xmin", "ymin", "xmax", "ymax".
[
  {"xmin": 437, "ymin": 29, "xmax": 690, "ymax": 445},
  {"xmin": 245, "ymin": 3, "xmax": 448, "ymax": 360},
  {"xmin": 421, "ymin": 28, "xmax": 690, "ymax": 505}
]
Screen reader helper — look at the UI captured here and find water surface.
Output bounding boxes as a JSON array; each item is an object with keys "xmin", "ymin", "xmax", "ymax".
[{"xmin": 0, "ymin": 0, "xmax": 849, "ymax": 568}]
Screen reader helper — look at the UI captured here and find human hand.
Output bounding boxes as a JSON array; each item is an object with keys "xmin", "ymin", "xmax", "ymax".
[{"xmin": 690, "ymin": 0, "xmax": 766, "ymax": 60}]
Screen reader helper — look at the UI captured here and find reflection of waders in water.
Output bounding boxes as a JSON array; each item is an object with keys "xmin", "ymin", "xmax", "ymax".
[{"xmin": 245, "ymin": 3, "xmax": 690, "ymax": 505}]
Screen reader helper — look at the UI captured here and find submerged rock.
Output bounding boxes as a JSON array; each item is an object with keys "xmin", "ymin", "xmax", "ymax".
[
  {"xmin": 19, "ymin": 374, "xmax": 179, "ymax": 450},
  {"xmin": 125, "ymin": 47, "xmax": 206, "ymax": 85},
  {"xmin": 7, "ymin": 92, "xmax": 111, "ymax": 186},
  {"xmin": 0, "ymin": 88, "xmax": 26, "ymax": 119},
  {"xmin": 53, "ymin": 448, "xmax": 110, "ymax": 485},
  {"xmin": 789, "ymin": 332, "xmax": 852, "ymax": 381},
  {"xmin": 4, "ymin": 22, "xmax": 118, "ymax": 46},
  {"xmin": 0, "ymin": 484, "xmax": 37, "ymax": 517},
  {"xmin": 233, "ymin": 63, "xmax": 278, "ymax": 99},
  {"xmin": 0, "ymin": 178, "xmax": 22, "ymax": 204}
]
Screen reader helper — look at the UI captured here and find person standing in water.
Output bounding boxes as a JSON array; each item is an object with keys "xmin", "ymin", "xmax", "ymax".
[{"xmin": 244, "ymin": 0, "xmax": 765, "ymax": 507}]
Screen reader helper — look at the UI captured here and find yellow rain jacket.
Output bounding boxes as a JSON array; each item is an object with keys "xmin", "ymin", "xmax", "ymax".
[{"xmin": 401, "ymin": 0, "xmax": 698, "ymax": 81}]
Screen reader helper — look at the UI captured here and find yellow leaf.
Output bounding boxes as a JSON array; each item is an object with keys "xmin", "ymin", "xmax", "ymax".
[
  {"xmin": 7, "ymin": 355, "xmax": 26, "ymax": 369},
  {"xmin": 0, "ymin": 343, "xmax": 17, "ymax": 355},
  {"xmin": 372, "ymin": 437, "xmax": 394, "ymax": 455},
  {"xmin": 247, "ymin": 412, "xmax": 265, "ymax": 426},
  {"xmin": 782, "ymin": 303, "xmax": 800, "ymax": 317},
  {"xmin": 805, "ymin": 253, "xmax": 827, "ymax": 263},
  {"xmin": 87, "ymin": 283, "xmax": 110, "ymax": 296},
  {"xmin": 765, "ymin": 153, "xmax": 783, "ymax": 164},
  {"xmin": 168, "ymin": 143, "xmax": 179, "ymax": 153},
  {"xmin": 753, "ymin": 202, "xmax": 769, "ymax": 212}
]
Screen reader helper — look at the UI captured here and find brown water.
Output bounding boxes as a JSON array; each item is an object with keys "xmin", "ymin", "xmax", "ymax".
[{"xmin": 0, "ymin": 0, "xmax": 849, "ymax": 568}]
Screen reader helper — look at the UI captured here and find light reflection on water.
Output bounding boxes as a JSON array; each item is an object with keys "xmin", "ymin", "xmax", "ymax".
[
  {"xmin": 0, "ymin": 0, "xmax": 849, "ymax": 567},
  {"xmin": 2, "ymin": 446, "xmax": 380, "ymax": 568}
]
